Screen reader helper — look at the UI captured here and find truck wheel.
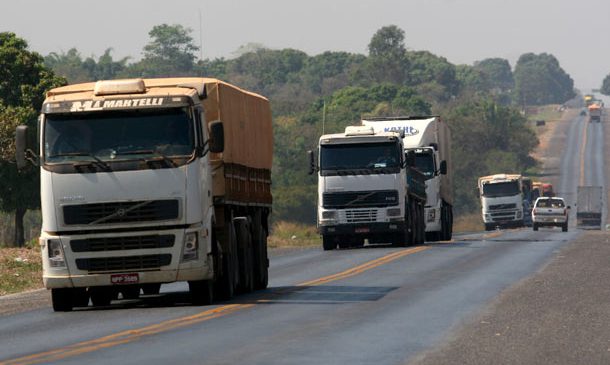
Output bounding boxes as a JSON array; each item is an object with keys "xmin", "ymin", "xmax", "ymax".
[
  {"xmin": 189, "ymin": 279, "xmax": 214, "ymax": 305},
  {"xmin": 216, "ymin": 220, "xmax": 238, "ymax": 300},
  {"xmin": 51, "ymin": 288, "xmax": 75, "ymax": 312},
  {"xmin": 252, "ymin": 222, "xmax": 269, "ymax": 290},
  {"xmin": 562, "ymin": 223, "xmax": 568, "ymax": 232},
  {"xmin": 350, "ymin": 237, "xmax": 365, "ymax": 248},
  {"xmin": 322, "ymin": 235, "xmax": 336, "ymax": 251},
  {"xmin": 90, "ymin": 287, "xmax": 114, "ymax": 307},
  {"xmin": 415, "ymin": 204, "xmax": 425, "ymax": 245},
  {"xmin": 533, "ymin": 223, "xmax": 538, "ymax": 231},
  {"xmin": 120, "ymin": 285, "xmax": 140, "ymax": 300},
  {"xmin": 235, "ymin": 218, "xmax": 254, "ymax": 294},
  {"xmin": 142, "ymin": 283, "xmax": 161, "ymax": 295}
]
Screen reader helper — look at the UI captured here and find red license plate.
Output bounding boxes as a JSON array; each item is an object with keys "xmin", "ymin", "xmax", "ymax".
[
  {"xmin": 355, "ymin": 227, "xmax": 370, "ymax": 233},
  {"xmin": 111, "ymin": 273, "xmax": 139, "ymax": 285}
]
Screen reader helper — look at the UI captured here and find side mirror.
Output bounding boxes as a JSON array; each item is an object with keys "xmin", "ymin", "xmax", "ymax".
[
  {"xmin": 404, "ymin": 151, "xmax": 416, "ymax": 168},
  {"xmin": 439, "ymin": 160, "xmax": 447, "ymax": 175},
  {"xmin": 16, "ymin": 125, "xmax": 37, "ymax": 169},
  {"xmin": 208, "ymin": 120, "xmax": 224, "ymax": 153},
  {"xmin": 307, "ymin": 150, "xmax": 317, "ymax": 175}
]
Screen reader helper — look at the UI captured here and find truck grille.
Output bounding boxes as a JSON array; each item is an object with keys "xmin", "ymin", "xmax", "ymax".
[
  {"xmin": 63, "ymin": 200, "xmax": 179, "ymax": 225},
  {"xmin": 323, "ymin": 190, "xmax": 398, "ymax": 209},
  {"xmin": 489, "ymin": 203, "xmax": 517, "ymax": 210},
  {"xmin": 345, "ymin": 209, "xmax": 378, "ymax": 223},
  {"xmin": 75, "ymin": 254, "xmax": 172, "ymax": 272},
  {"xmin": 70, "ymin": 235, "xmax": 175, "ymax": 252}
]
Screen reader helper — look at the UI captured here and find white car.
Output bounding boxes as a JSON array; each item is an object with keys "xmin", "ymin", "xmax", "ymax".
[{"xmin": 532, "ymin": 197, "xmax": 570, "ymax": 232}]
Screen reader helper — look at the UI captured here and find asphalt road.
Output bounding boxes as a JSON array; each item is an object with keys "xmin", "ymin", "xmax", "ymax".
[{"xmin": 0, "ymin": 110, "xmax": 605, "ymax": 365}]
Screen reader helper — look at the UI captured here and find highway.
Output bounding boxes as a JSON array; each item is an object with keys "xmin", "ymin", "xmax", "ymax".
[{"xmin": 0, "ymin": 110, "xmax": 605, "ymax": 365}]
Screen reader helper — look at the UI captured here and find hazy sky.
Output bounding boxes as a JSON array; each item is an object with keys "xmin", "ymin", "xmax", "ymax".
[{"xmin": 2, "ymin": 0, "xmax": 608, "ymax": 89}]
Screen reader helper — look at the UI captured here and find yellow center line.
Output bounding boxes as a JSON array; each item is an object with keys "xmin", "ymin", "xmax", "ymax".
[
  {"xmin": 579, "ymin": 119, "xmax": 588, "ymax": 186},
  {"xmin": 0, "ymin": 245, "xmax": 430, "ymax": 365}
]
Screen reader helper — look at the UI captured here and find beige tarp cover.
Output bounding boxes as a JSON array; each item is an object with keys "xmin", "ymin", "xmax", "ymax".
[{"xmin": 202, "ymin": 79, "xmax": 273, "ymax": 170}]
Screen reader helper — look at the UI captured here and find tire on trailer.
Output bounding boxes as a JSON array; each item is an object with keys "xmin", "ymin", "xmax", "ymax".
[
  {"xmin": 215, "ymin": 218, "xmax": 238, "ymax": 301},
  {"xmin": 251, "ymin": 212, "xmax": 269, "ymax": 290},
  {"xmin": 235, "ymin": 217, "xmax": 254, "ymax": 294}
]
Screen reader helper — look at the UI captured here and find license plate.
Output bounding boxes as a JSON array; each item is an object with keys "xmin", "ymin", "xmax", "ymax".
[
  {"xmin": 355, "ymin": 227, "xmax": 370, "ymax": 233},
  {"xmin": 111, "ymin": 273, "xmax": 139, "ymax": 285}
]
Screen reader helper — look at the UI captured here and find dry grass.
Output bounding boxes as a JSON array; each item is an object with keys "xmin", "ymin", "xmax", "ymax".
[
  {"xmin": 0, "ymin": 247, "xmax": 43, "ymax": 296},
  {"xmin": 453, "ymin": 213, "xmax": 483, "ymax": 233},
  {"xmin": 268, "ymin": 221, "xmax": 320, "ymax": 248}
]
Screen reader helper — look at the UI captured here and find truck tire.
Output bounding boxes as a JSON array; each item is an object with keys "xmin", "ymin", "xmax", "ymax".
[
  {"xmin": 533, "ymin": 223, "xmax": 538, "ymax": 231},
  {"xmin": 235, "ymin": 217, "xmax": 254, "ymax": 294},
  {"xmin": 216, "ymin": 219, "xmax": 238, "ymax": 300},
  {"xmin": 89, "ymin": 287, "xmax": 114, "ymax": 307},
  {"xmin": 251, "ymin": 213, "xmax": 269, "ymax": 290},
  {"xmin": 51, "ymin": 288, "xmax": 75, "ymax": 312},
  {"xmin": 142, "ymin": 283, "xmax": 161, "ymax": 295},
  {"xmin": 415, "ymin": 203, "xmax": 425, "ymax": 245},
  {"xmin": 484, "ymin": 223, "xmax": 494, "ymax": 231},
  {"xmin": 120, "ymin": 285, "xmax": 140, "ymax": 300},
  {"xmin": 189, "ymin": 279, "xmax": 214, "ymax": 305},
  {"xmin": 562, "ymin": 223, "xmax": 568, "ymax": 232},
  {"xmin": 322, "ymin": 235, "xmax": 336, "ymax": 251}
]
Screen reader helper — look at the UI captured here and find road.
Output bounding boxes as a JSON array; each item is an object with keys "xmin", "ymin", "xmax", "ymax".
[{"xmin": 0, "ymin": 110, "xmax": 605, "ymax": 365}]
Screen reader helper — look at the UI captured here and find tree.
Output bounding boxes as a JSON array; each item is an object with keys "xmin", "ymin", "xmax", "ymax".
[
  {"xmin": 600, "ymin": 74, "xmax": 610, "ymax": 96},
  {"xmin": 354, "ymin": 25, "xmax": 409, "ymax": 85},
  {"xmin": 513, "ymin": 53, "xmax": 575, "ymax": 106},
  {"xmin": 46, "ymin": 48, "xmax": 129, "ymax": 83},
  {"xmin": 473, "ymin": 58, "xmax": 514, "ymax": 92},
  {"xmin": 127, "ymin": 24, "xmax": 199, "ymax": 77},
  {"xmin": 0, "ymin": 32, "xmax": 65, "ymax": 246}
]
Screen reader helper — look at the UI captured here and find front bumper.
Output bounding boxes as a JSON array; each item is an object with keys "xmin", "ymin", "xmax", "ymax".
[{"xmin": 319, "ymin": 221, "xmax": 406, "ymax": 236}]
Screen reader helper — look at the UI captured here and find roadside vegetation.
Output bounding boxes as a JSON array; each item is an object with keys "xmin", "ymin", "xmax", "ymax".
[
  {"xmin": 0, "ymin": 24, "xmax": 579, "ymax": 250},
  {"xmin": 0, "ymin": 244, "xmax": 42, "ymax": 296}
]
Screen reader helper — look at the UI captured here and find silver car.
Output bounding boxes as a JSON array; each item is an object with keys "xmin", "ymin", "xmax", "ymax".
[{"xmin": 532, "ymin": 197, "xmax": 570, "ymax": 232}]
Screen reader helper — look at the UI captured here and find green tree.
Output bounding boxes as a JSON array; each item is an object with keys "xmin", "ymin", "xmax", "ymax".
[
  {"xmin": 473, "ymin": 58, "xmax": 514, "ymax": 92},
  {"xmin": 354, "ymin": 25, "xmax": 409, "ymax": 85},
  {"xmin": 600, "ymin": 73, "xmax": 610, "ymax": 96},
  {"xmin": 513, "ymin": 53, "xmax": 575, "ymax": 106},
  {"xmin": 126, "ymin": 24, "xmax": 199, "ymax": 77},
  {"xmin": 0, "ymin": 32, "xmax": 65, "ymax": 246}
]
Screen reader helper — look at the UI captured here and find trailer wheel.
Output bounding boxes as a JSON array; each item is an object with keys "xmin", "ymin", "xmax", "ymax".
[
  {"xmin": 189, "ymin": 279, "xmax": 214, "ymax": 305},
  {"xmin": 322, "ymin": 235, "xmax": 336, "ymax": 251},
  {"xmin": 235, "ymin": 217, "xmax": 254, "ymax": 294},
  {"xmin": 216, "ymin": 220, "xmax": 237, "ymax": 300},
  {"xmin": 252, "ymin": 214, "xmax": 269, "ymax": 290},
  {"xmin": 51, "ymin": 288, "xmax": 75, "ymax": 312}
]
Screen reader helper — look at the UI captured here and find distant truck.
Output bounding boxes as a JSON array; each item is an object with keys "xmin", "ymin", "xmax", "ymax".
[
  {"xmin": 588, "ymin": 104, "xmax": 602, "ymax": 123},
  {"xmin": 309, "ymin": 126, "xmax": 427, "ymax": 250},
  {"xmin": 576, "ymin": 186, "xmax": 603, "ymax": 229},
  {"xmin": 361, "ymin": 116, "xmax": 453, "ymax": 241},
  {"xmin": 478, "ymin": 174, "xmax": 525, "ymax": 230},
  {"xmin": 16, "ymin": 78, "xmax": 272, "ymax": 311}
]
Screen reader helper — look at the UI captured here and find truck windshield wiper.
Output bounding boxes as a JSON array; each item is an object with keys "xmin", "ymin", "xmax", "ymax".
[
  {"xmin": 48, "ymin": 152, "xmax": 111, "ymax": 171},
  {"xmin": 114, "ymin": 149, "xmax": 177, "ymax": 167}
]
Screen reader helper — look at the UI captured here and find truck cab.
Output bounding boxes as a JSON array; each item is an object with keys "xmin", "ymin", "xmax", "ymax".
[
  {"xmin": 479, "ymin": 174, "xmax": 525, "ymax": 230},
  {"xmin": 312, "ymin": 126, "xmax": 410, "ymax": 250}
]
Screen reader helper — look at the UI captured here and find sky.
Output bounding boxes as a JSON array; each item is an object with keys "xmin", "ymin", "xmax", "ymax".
[{"xmin": 1, "ymin": 0, "xmax": 608, "ymax": 90}]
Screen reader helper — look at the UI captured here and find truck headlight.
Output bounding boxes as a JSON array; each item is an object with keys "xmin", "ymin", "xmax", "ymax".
[
  {"xmin": 387, "ymin": 208, "xmax": 402, "ymax": 217},
  {"xmin": 321, "ymin": 211, "xmax": 337, "ymax": 221},
  {"xmin": 182, "ymin": 232, "xmax": 199, "ymax": 262},
  {"xmin": 48, "ymin": 239, "xmax": 66, "ymax": 267}
]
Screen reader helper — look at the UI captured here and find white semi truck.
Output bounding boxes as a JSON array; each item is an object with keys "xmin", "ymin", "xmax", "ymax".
[
  {"xmin": 309, "ymin": 126, "xmax": 427, "ymax": 250},
  {"xmin": 478, "ymin": 174, "xmax": 525, "ymax": 230},
  {"xmin": 16, "ymin": 78, "xmax": 272, "ymax": 311},
  {"xmin": 361, "ymin": 116, "xmax": 453, "ymax": 241}
]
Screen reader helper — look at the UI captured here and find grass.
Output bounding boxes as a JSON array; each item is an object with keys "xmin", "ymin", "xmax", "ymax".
[
  {"xmin": 268, "ymin": 221, "xmax": 321, "ymax": 248},
  {"xmin": 453, "ymin": 213, "xmax": 483, "ymax": 233},
  {"xmin": 0, "ymin": 246, "xmax": 43, "ymax": 296},
  {"xmin": 525, "ymin": 104, "xmax": 564, "ymax": 124}
]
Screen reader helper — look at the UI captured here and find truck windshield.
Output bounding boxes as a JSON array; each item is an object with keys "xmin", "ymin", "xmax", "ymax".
[
  {"xmin": 414, "ymin": 152, "xmax": 435, "ymax": 178},
  {"xmin": 320, "ymin": 142, "xmax": 400, "ymax": 174},
  {"xmin": 482, "ymin": 181, "xmax": 520, "ymax": 197},
  {"xmin": 44, "ymin": 108, "xmax": 195, "ymax": 164}
]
